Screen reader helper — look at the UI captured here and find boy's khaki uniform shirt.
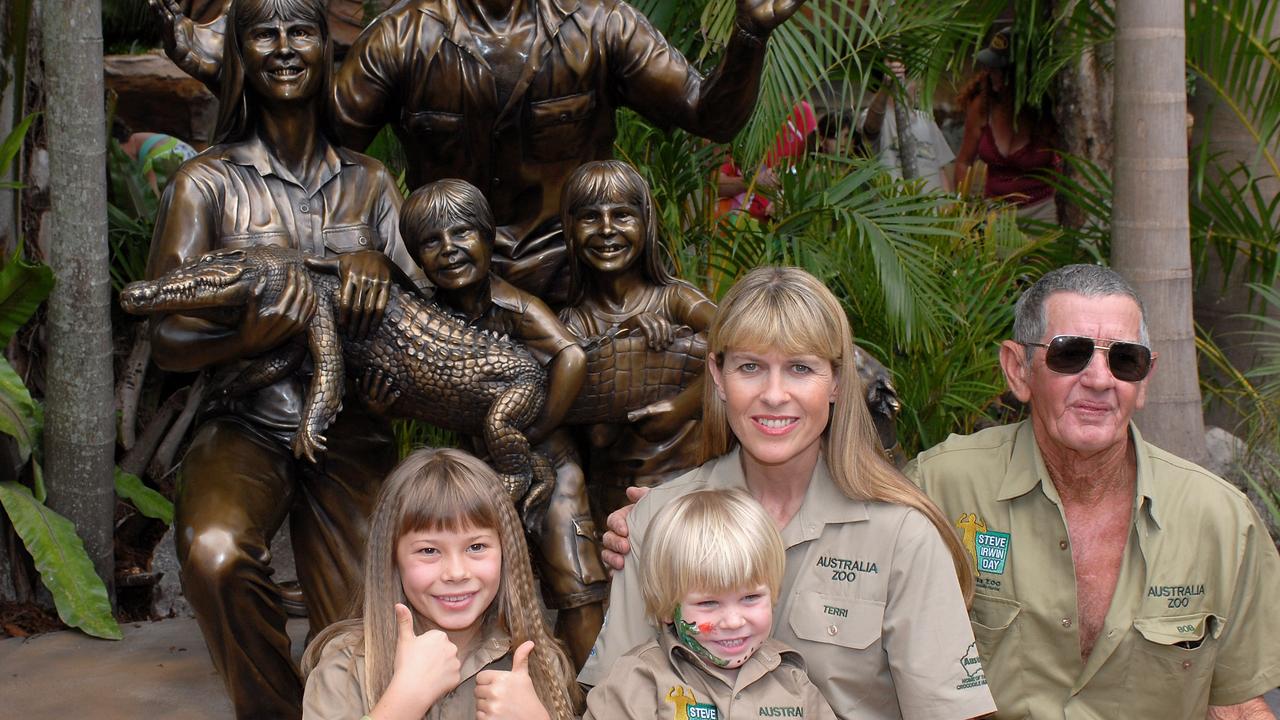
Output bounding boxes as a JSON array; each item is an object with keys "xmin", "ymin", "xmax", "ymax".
[
  {"xmin": 581, "ymin": 448, "xmax": 997, "ymax": 720},
  {"xmin": 302, "ymin": 623, "xmax": 512, "ymax": 720},
  {"xmin": 907, "ymin": 421, "xmax": 1280, "ymax": 719},
  {"xmin": 583, "ymin": 625, "xmax": 836, "ymax": 720}
]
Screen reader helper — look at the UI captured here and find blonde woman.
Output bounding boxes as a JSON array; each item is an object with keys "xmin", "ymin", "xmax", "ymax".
[
  {"xmin": 301, "ymin": 448, "xmax": 581, "ymax": 720},
  {"xmin": 579, "ymin": 267, "xmax": 995, "ymax": 720}
]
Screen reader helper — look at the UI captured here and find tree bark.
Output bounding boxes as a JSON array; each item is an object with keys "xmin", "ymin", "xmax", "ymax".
[
  {"xmin": 1053, "ymin": 0, "xmax": 1113, "ymax": 229},
  {"xmin": 1111, "ymin": 0, "xmax": 1206, "ymax": 462},
  {"xmin": 40, "ymin": 0, "xmax": 116, "ymax": 595}
]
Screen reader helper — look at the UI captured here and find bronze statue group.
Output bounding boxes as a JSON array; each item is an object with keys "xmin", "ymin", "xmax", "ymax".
[{"xmin": 126, "ymin": 1, "xmax": 1280, "ymax": 718}]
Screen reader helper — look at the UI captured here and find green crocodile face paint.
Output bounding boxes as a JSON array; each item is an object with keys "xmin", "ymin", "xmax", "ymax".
[{"xmin": 674, "ymin": 605, "xmax": 730, "ymax": 667}]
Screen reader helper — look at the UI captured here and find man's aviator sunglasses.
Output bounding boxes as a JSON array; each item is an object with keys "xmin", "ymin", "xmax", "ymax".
[{"xmin": 1019, "ymin": 335, "xmax": 1154, "ymax": 382}]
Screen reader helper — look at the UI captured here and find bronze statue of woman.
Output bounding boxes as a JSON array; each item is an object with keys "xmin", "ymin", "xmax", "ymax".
[{"xmin": 144, "ymin": 1, "xmax": 423, "ymax": 717}]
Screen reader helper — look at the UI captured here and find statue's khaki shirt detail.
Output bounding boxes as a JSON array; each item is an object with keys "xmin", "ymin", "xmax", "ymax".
[
  {"xmin": 581, "ymin": 449, "xmax": 997, "ymax": 720},
  {"xmin": 302, "ymin": 622, "xmax": 512, "ymax": 720},
  {"xmin": 907, "ymin": 421, "xmax": 1280, "ymax": 719},
  {"xmin": 583, "ymin": 625, "xmax": 836, "ymax": 720}
]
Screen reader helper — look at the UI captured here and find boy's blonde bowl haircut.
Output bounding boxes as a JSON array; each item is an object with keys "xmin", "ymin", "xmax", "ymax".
[
  {"xmin": 640, "ymin": 488, "xmax": 785, "ymax": 627},
  {"xmin": 700, "ymin": 266, "xmax": 975, "ymax": 605}
]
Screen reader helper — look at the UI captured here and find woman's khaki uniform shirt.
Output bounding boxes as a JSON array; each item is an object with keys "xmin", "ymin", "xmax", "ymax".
[
  {"xmin": 580, "ymin": 449, "xmax": 997, "ymax": 720},
  {"xmin": 302, "ymin": 623, "xmax": 512, "ymax": 720},
  {"xmin": 908, "ymin": 421, "xmax": 1280, "ymax": 719},
  {"xmin": 583, "ymin": 624, "xmax": 837, "ymax": 720}
]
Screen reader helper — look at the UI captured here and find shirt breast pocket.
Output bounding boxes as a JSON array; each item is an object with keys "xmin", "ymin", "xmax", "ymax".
[
  {"xmin": 1128, "ymin": 612, "xmax": 1222, "ymax": 709},
  {"xmin": 789, "ymin": 590, "xmax": 884, "ymax": 651},
  {"xmin": 404, "ymin": 109, "xmax": 465, "ymax": 164},
  {"xmin": 526, "ymin": 92, "xmax": 595, "ymax": 164},
  {"xmin": 321, "ymin": 224, "xmax": 378, "ymax": 256}
]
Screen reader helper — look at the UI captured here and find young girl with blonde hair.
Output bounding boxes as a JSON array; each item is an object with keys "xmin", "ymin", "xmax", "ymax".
[{"xmin": 302, "ymin": 448, "xmax": 581, "ymax": 720}]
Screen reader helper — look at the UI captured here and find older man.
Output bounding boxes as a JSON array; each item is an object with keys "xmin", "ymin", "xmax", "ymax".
[{"xmin": 908, "ymin": 264, "xmax": 1280, "ymax": 719}]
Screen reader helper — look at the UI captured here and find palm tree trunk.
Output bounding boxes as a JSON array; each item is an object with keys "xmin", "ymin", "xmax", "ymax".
[
  {"xmin": 41, "ymin": 0, "xmax": 116, "ymax": 595},
  {"xmin": 1111, "ymin": 0, "xmax": 1206, "ymax": 462}
]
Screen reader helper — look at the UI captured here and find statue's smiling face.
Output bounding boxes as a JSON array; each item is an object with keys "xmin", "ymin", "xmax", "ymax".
[{"xmin": 241, "ymin": 16, "xmax": 323, "ymax": 104}]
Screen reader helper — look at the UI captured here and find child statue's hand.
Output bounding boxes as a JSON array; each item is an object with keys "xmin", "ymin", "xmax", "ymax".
[
  {"xmin": 359, "ymin": 368, "xmax": 401, "ymax": 415},
  {"xmin": 475, "ymin": 640, "xmax": 551, "ymax": 720},
  {"xmin": 621, "ymin": 312, "xmax": 675, "ymax": 351},
  {"xmin": 376, "ymin": 603, "xmax": 461, "ymax": 718}
]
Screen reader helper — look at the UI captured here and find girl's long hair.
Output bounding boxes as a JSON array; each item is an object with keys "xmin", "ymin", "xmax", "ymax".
[
  {"xmin": 301, "ymin": 448, "xmax": 582, "ymax": 718},
  {"xmin": 699, "ymin": 267, "xmax": 975, "ymax": 605},
  {"xmin": 560, "ymin": 160, "xmax": 677, "ymax": 306},
  {"xmin": 214, "ymin": 0, "xmax": 338, "ymax": 144}
]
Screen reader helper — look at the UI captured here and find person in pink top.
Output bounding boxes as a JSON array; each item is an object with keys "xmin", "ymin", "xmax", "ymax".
[{"xmin": 954, "ymin": 27, "xmax": 1060, "ymax": 223}]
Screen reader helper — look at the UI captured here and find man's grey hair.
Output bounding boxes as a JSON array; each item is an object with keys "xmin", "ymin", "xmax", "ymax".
[{"xmin": 1013, "ymin": 265, "xmax": 1150, "ymax": 360}]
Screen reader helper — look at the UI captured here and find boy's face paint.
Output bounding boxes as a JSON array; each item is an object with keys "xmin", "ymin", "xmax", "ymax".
[{"xmin": 672, "ymin": 584, "xmax": 772, "ymax": 669}]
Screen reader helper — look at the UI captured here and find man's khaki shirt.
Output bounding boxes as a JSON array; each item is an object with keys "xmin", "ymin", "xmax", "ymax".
[
  {"xmin": 333, "ymin": 0, "xmax": 767, "ymax": 255},
  {"xmin": 907, "ymin": 421, "xmax": 1280, "ymax": 719},
  {"xmin": 580, "ymin": 448, "xmax": 998, "ymax": 720},
  {"xmin": 301, "ymin": 622, "xmax": 513, "ymax": 720},
  {"xmin": 583, "ymin": 624, "xmax": 836, "ymax": 720}
]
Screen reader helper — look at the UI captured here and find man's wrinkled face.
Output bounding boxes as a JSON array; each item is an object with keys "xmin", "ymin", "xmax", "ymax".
[{"xmin": 1001, "ymin": 292, "xmax": 1151, "ymax": 458}]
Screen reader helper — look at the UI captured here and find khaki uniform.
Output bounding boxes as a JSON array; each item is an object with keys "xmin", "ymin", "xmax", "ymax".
[
  {"xmin": 907, "ymin": 421, "xmax": 1280, "ymax": 719},
  {"xmin": 580, "ymin": 449, "xmax": 997, "ymax": 720},
  {"xmin": 302, "ymin": 623, "xmax": 513, "ymax": 720},
  {"xmin": 583, "ymin": 624, "xmax": 836, "ymax": 720}
]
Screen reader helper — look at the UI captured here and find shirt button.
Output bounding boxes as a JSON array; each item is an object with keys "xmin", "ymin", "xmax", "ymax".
[
  {"xmin": 827, "ymin": 625, "xmax": 838, "ymax": 636},
  {"xmin": 299, "ymin": 203, "xmax": 310, "ymax": 213},
  {"xmin": 1061, "ymin": 617, "xmax": 1072, "ymax": 628},
  {"xmin": 1182, "ymin": 660, "xmax": 1192, "ymax": 670},
  {"xmin": 1059, "ymin": 540, "xmax": 1068, "ymax": 550},
  {"xmin": 492, "ymin": 177, "xmax": 501, "ymax": 187}
]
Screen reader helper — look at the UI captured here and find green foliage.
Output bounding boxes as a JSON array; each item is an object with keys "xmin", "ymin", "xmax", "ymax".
[
  {"xmin": 106, "ymin": 138, "xmax": 160, "ymax": 292},
  {"xmin": 114, "ymin": 468, "xmax": 174, "ymax": 524},
  {"xmin": 0, "ymin": 246, "xmax": 53, "ymax": 347},
  {"xmin": 0, "ymin": 113, "xmax": 39, "ymax": 190},
  {"xmin": 0, "ymin": 355, "xmax": 42, "ymax": 466},
  {"xmin": 0, "ymin": 482, "xmax": 122, "ymax": 639},
  {"xmin": 393, "ymin": 420, "xmax": 459, "ymax": 460}
]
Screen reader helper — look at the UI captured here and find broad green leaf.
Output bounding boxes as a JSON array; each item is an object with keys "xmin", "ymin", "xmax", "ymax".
[
  {"xmin": 0, "ymin": 250, "xmax": 54, "ymax": 347},
  {"xmin": 0, "ymin": 355, "xmax": 40, "ymax": 464},
  {"xmin": 0, "ymin": 481, "xmax": 122, "ymax": 639},
  {"xmin": 114, "ymin": 467, "xmax": 174, "ymax": 524},
  {"xmin": 0, "ymin": 112, "xmax": 38, "ymax": 176}
]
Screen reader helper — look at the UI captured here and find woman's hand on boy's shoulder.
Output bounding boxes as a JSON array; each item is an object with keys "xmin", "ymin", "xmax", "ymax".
[
  {"xmin": 601, "ymin": 486, "xmax": 651, "ymax": 573},
  {"xmin": 374, "ymin": 603, "xmax": 461, "ymax": 719},
  {"xmin": 475, "ymin": 640, "xmax": 551, "ymax": 720}
]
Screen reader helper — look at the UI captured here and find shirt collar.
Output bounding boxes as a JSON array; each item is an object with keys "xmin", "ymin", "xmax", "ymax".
[
  {"xmin": 459, "ymin": 620, "xmax": 512, "ymax": 680},
  {"xmin": 996, "ymin": 420, "xmax": 1163, "ymax": 528},
  {"xmin": 420, "ymin": 0, "xmax": 580, "ymax": 47},
  {"xmin": 219, "ymin": 132, "xmax": 348, "ymax": 195},
  {"xmin": 708, "ymin": 447, "xmax": 869, "ymax": 548},
  {"xmin": 658, "ymin": 623, "xmax": 795, "ymax": 690}
]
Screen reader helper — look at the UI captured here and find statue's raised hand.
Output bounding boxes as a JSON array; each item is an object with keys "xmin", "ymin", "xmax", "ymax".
[
  {"xmin": 148, "ymin": 0, "xmax": 226, "ymax": 85},
  {"xmin": 736, "ymin": 0, "xmax": 809, "ymax": 36}
]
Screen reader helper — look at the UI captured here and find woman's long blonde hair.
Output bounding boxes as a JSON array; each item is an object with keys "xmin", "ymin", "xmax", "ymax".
[
  {"xmin": 700, "ymin": 267, "xmax": 974, "ymax": 604},
  {"xmin": 301, "ymin": 448, "xmax": 582, "ymax": 717}
]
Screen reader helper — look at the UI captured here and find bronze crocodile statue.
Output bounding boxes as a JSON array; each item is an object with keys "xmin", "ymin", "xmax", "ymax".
[{"xmin": 119, "ymin": 245, "xmax": 554, "ymax": 516}]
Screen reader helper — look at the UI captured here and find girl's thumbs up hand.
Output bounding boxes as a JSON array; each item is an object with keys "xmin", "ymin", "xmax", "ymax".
[
  {"xmin": 475, "ymin": 641, "xmax": 550, "ymax": 720},
  {"xmin": 373, "ymin": 604, "xmax": 461, "ymax": 719}
]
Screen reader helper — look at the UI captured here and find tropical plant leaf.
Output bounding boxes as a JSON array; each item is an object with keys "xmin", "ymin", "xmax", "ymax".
[
  {"xmin": 0, "ymin": 355, "xmax": 41, "ymax": 464},
  {"xmin": 114, "ymin": 467, "xmax": 174, "ymax": 524},
  {"xmin": 0, "ymin": 481, "xmax": 122, "ymax": 639},
  {"xmin": 0, "ymin": 112, "xmax": 38, "ymax": 176},
  {"xmin": 0, "ymin": 250, "xmax": 54, "ymax": 347}
]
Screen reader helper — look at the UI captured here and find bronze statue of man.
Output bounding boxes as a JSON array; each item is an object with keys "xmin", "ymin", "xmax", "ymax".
[
  {"xmin": 153, "ymin": 0, "xmax": 809, "ymax": 301},
  {"xmin": 145, "ymin": 1, "xmax": 424, "ymax": 717}
]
